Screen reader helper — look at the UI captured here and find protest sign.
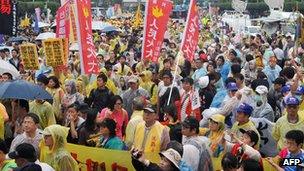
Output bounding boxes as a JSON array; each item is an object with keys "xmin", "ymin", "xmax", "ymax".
[{"xmin": 20, "ymin": 43, "xmax": 39, "ymax": 70}]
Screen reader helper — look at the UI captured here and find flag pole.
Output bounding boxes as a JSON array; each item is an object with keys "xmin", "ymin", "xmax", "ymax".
[
  {"xmin": 167, "ymin": 51, "xmax": 182, "ymax": 106},
  {"xmin": 167, "ymin": 0, "xmax": 195, "ymax": 106}
]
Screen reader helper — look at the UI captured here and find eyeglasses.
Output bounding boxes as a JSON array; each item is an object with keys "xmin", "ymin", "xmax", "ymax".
[{"xmin": 115, "ymin": 102, "xmax": 122, "ymax": 105}]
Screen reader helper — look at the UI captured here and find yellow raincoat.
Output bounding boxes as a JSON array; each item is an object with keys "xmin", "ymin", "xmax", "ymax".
[
  {"xmin": 139, "ymin": 71, "xmax": 158, "ymax": 105},
  {"xmin": 40, "ymin": 125, "xmax": 79, "ymax": 171},
  {"xmin": 86, "ymin": 68, "xmax": 118, "ymax": 96}
]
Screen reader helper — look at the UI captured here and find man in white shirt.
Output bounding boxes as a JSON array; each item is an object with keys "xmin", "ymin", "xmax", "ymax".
[{"xmin": 10, "ymin": 113, "xmax": 43, "ymax": 156}]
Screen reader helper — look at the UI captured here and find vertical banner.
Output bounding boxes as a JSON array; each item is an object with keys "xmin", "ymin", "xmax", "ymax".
[
  {"xmin": 180, "ymin": 0, "xmax": 200, "ymax": 61},
  {"xmin": 74, "ymin": 0, "xmax": 98, "ymax": 74},
  {"xmin": 56, "ymin": 1, "xmax": 70, "ymax": 39},
  {"xmin": 34, "ymin": 8, "xmax": 41, "ymax": 33},
  {"xmin": 69, "ymin": 3, "xmax": 78, "ymax": 43},
  {"xmin": 20, "ymin": 43, "xmax": 39, "ymax": 70},
  {"xmin": 0, "ymin": 0, "xmax": 17, "ymax": 36},
  {"xmin": 141, "ymin": 0, "xmax": 173, "ymax": 62}
]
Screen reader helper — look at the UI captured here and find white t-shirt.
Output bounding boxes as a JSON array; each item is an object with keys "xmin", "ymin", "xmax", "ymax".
[{"xmin": 35, "ymin": 160, "xmax": 55, "ymax": 171}]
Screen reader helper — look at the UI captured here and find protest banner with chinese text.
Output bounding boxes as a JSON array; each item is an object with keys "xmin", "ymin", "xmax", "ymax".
[
  {"xmin": 74, "ymin": 0, "xmax": 99, "ymax": 74},
  {"xmin": 0, "ymin": 0, "xmax": 17, "ymax": 36},
  {"xmin": 20, "ymin": 43, "xmax": 39, "ymax": 70},
  {"xmin": 42, "ymin": 38, "xmax": 64, "ymax": 67},
  {"xmin": 56, "ymin": 0, "xmax": 70, "ymax": 39},
  {"xmin": 180, "ymin": 0, "xmax": 200, "ymax": 61},
  {"xmin": 142, "ymin": 0, "xmax": 173, "ymax": 62},
  {"xmin": 63, "ymin": 143, "xmax": 278, "ymax": 171}
]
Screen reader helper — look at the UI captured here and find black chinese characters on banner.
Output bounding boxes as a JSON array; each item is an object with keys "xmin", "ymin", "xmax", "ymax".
[{"xmin": 0, "ymin": 0, "xmax": 17, "ymax": 36}]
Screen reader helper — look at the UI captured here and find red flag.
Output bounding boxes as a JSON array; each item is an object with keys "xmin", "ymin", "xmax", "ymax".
[
  {"xmin": 56, "ymin": 1, "xmax": 70, "ymax": 39},
  {"xmin": 75, "ymin": 0, "xmax": 98, "ymax": 74},
  {"xmin": 180, "ymin": 0, "xmax": 199, "ymax": 62},
  {"xmin": 142, "ymin": 0, "xmax": 173, "ymax": 62}
]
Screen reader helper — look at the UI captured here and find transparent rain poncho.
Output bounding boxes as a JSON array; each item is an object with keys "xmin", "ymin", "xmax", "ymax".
[{"xmin": 40, "ymin": 124, "xmax": 79, "ymax": 171}]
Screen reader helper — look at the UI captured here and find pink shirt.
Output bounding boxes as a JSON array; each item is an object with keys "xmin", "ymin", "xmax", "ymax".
[{"xmin": 98, "ymin": 108, "xmax": 129, "ymax": 140}]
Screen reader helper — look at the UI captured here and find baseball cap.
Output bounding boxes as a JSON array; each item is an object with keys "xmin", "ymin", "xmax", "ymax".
[
  {"xmin": 255, "ymin": 85, "xmax": 268, "ymax": 95},
  {"xmin": 144, "ymin": 104, "xmax": 156, "ymax": 113},
  {"xmin": 8, "ymin": 143, "xmax": 37, "ymax": 161},
  {"xmin": 281, "ymin": 85, "xmax": 291, "ymax": 94},
  {"xmin": 285, "ymin": 96, "xmax": 300, "ymax": 106},
  {"xmin": 237, "ymin": 103, "xmax": 253, "ymax": 116},
  {"xmin": 209, "ymin": 114, "xmax": 225, "ymax": 124},
  {"xmin": 296, "ymin": 86, "xmax": 304, "ymax": 95},
  {"xmin": 182, "ymin": 116, "xmax": 199, "ymax": 133},
  {"xmin": 159, "ymin": 148, "xmax": 181, "ymax": 169},
  {"xmin": 226, "ymin": 82, "xmax": 238, "ymax": 91}
]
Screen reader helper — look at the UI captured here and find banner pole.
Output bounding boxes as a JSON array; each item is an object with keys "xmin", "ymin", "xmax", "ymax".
[{"xmin": 166, "ymin": 51, "xmax": 182, "ymax": 106}]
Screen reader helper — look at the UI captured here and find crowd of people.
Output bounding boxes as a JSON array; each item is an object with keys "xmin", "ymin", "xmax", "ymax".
[{"xmin": 0, "ymin": 7, "xmax": 303, "ymax": 171}]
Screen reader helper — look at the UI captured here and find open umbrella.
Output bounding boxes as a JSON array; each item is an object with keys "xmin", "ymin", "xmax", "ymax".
[
  {"xmin": 35, "ymin": 32, "xmax": 56, "ymax": 40},
  {"xmin": 8, "ymin": 36, "xmax": 28, "ymax": 43},
  {"xmin": 92, "ymin": 21, "xmax": 120, "ymax": 32},
  {"xmin": 31, "ymin": 22, "xmax": 51, "ymax": 28},
  {"xmin": 0, "ymin": 80, "xmax": 52, "ymax": 100},
  {"xmin": 0, "ymin": 60, "xmax": 20, "ymax": 78}
]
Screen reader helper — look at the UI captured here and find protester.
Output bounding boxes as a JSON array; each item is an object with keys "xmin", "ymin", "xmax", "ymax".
[
  {"xmin": 78, "ymin": 109, "xmax": 99, "ymax": 146},
  {"xmin": 85, "ymin": 73, "xmax": 113, "ymax": 111},
  {"xmin": 29, "ymin": 100, "xmax": 56, "ymax": 129},
  {"xmin": 8, "ymin": 143, "xmax": 54, "ymax": 171},
  {"xmin": 133, "ymin": 104, "xmax": 170, "ymax": 153},
  {"xmin": 9, "ymin": 113, "xmax": 43, "ymax": 156},
  {"xmin": 125, "ymin": 97, "xmax": 145, "ymax": 148},
  {"xmin": 131, "ymin": 148, "xmax": 181, "ymax": 171},
  {"xmin": 41, "ymin": 124, "xmax": 78, "ymax": 171},
  {"xmin": 181, "ymin": 116, "xmax": 213, "ymax": 171},
  {"xmin": 46, "ymin": 76, "xmax": 64, "ymax": 123},
  {"xmin": 96, "ymin": 118, "xmax": 125, "ymax": 150},
  {"xmin": 0, "ymin": 138, "xmax": 16, "ymax": 170},
  {"xmin": 64, "ymin": 103, "xmax": 85, "ymax": 144},
  {"xmin": 231, "ymin": 103, "xmax": 260, "ymax": 148},
  {"xmin": 272, "ymin": 96, "xmax": 304, "ymax": 150},
  {"xmin": 122, "ymin": 75, "xmax": 150, "ymax": 117},
  {"xmin": 97, "ymin": 95, "xmax": 128, "ymax": 140}
]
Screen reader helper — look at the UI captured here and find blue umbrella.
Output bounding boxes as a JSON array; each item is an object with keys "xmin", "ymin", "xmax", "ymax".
[
  {"xmin": 0, "ymin": 80, "xmax": 52, "ymax": 100},
  {"xmin": 102, "ymin": 25, "xmax": 120, "ymax": 32}
]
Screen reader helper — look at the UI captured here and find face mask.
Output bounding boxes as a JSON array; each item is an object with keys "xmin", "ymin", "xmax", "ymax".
[{"xmin": 255, "ymin": 95, "xmax": 263, "ymax": 106}]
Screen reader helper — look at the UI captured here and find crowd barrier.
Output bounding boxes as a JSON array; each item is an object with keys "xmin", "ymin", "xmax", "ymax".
[{"xmin": 66, "ymin": 143, "xmax": 277, "ymax": 171}]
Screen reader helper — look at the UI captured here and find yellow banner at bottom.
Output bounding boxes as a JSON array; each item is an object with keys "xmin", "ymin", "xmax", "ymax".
[{"xmin": 66, "ymin": 143, "xmax": 277, "ymax": 171}]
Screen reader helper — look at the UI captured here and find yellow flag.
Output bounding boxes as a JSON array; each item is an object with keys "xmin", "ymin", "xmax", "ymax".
[
  {"xmin": 133, "ymin": 4, "xmax": 142, "ymax": 28},
  {"xmin": 20, "ymin": 13, "xmax": 30, "ymax": 28}
]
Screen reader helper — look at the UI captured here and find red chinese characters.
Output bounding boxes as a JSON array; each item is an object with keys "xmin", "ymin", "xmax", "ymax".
[
  {"xmin": 142, "ymin": 0, "xmax": 173, "ymax": 62},
  {"xmin": 0, "ymin": 0, "xmax": 11, "ymax": 15},
  {"xmin": 180, "ymin": 0, "xmax": 200, "ymax": 62},
  {"xmin": 75, "ymin": 0, "xmax": 98, "ymax": 74}
]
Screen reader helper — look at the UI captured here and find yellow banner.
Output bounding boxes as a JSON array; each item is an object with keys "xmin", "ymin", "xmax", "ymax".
[
  {"xmin": 19, "ymin": 43, "xmax": 39, "ymax": 70},
  {"xmin": 66, "ymin": 143, "xmax": 278, "ymax": 171},
  {"xmin": 43, "ymin": 38, "xmax": 65, "ymax": 67}
]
